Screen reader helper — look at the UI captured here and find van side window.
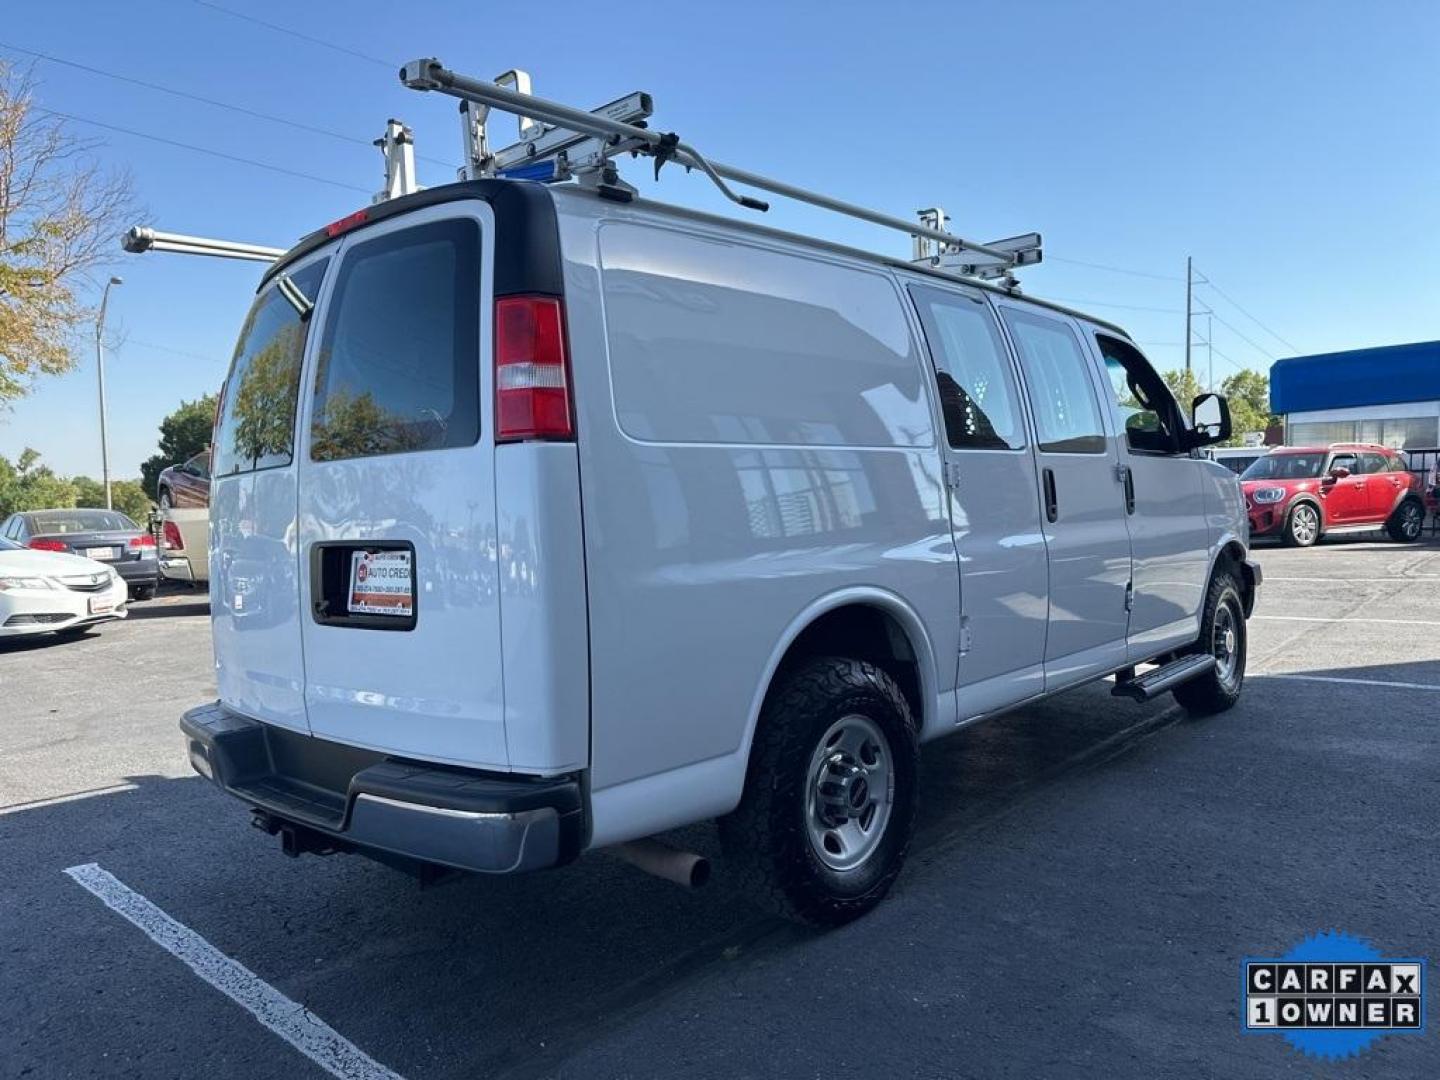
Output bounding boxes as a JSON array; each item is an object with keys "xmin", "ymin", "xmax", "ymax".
[
  {"xmin": 1094, "ymin": 334, "xmax": 1182, "ymax": 454},
  {"xmin": 1000, "ymin": 308, "xmax": 1106, "ymax": 454},
  {"xmin": 909, "ymin": 285, "xmax": 1024, "ymax": 450},
  {"xmin": 311, "ymin": 219, "xmax": 480, "ymax": 463},
  {"xmin": 213, "ymin": 258, "xmax": 328, "ymax": 478}
]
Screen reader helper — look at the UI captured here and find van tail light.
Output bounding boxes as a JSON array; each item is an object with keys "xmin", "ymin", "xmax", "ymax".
[
  {"xmin": 28, "ymin": 539, "xmax": 66, "ymax": 552},
  {"xmin": 162, "ymin": 520, "xmax": 184, "ymax": 551},
  {"xmin": 494, "ymin": 296, "xmax": 573, "ymax": 442},
  {"xmin": 130, "ymin": 533, "xmax": 156, "ymax": 549}
]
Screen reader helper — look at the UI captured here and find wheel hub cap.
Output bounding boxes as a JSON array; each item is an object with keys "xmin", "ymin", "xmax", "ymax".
[{"xmin": 805, "ymin": 714, "xmax": 894, "ymax": 872}]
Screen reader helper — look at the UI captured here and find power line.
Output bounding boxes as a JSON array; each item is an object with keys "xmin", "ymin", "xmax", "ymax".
[
  {"xmin": 1196, "ymin": 272, "xmax": 1300, "ymax": 354},
  {"xmin": 124, "ymin": 339, "xmax": 223, "ymax": 363},
  {"xmin": 34, "ymin": 107, "xmax": 370, "ymax": 194},
  {"xmin": 1047, "ymin": 255, "xmax": 1184, "ymax": 282},
  {"xmin": 189, "ymin": 0, "xmax": 395, "ymax": 69},
  {"xmin": 1044, "ymin": 296, "xmax": 1185, "ymax": 314},
  {"xmin": 1207, "ymin": 308, "xmax": 1278, "ymax": 361},
  {"xmin": 0, "ymin": 40, "xmax": 455, "ymax": 168}
]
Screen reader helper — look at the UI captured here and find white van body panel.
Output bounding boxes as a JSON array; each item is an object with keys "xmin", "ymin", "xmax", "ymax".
[
  {"xmin": 294, "ymin": 201, "xmax": 510, "ymax": 768},
  {"xmin": 557, "ymin": 193, "xmax": 960, "ymax": 832},
  {"xmin": 211, "ymin": 246, "xmax": 334, "ymax": 737}
]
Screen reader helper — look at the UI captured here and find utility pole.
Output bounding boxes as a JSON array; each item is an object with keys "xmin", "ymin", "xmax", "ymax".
[
  {"xmin": 1184, "ymin": 255, "xmax": 1192, "ymax": 376},
  {"xmin": 95, "ymin": 276, "xmax": 123, "ymax": 511}
]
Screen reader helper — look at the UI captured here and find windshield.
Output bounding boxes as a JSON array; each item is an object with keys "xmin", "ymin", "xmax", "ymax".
[{"xmin": 1241, "ymin": 453, "xmax": 1325, "ymax": 481}]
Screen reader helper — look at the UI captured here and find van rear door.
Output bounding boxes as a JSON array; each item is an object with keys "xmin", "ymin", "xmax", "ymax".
[{"xmin": 294, "ymin": 202, "xmax": 509, "ymax": 768}]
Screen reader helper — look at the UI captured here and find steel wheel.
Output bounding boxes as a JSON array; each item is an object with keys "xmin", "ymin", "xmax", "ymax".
[
  {"xmin": 1211, "ymin": 595, "xmax": 1245, "ymax": 693},
  {"xmin": 1289, "ymin": 503, "xmax": 1319, "ymax": 546},
  {"xmin": 804, "ymin": 713, "xmax": 894, "ymax": 872}
]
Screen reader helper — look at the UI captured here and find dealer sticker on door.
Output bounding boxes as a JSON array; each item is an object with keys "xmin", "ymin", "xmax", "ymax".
[{"xmin": 348, "ymin": 550, "xmax": 413, "ymax": 616}]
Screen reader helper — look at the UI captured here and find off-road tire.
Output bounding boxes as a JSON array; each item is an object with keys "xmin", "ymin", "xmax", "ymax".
[
  {"xmin": 1173, "ymin": 568, "xmax": 1247, "ymax": 716},
  {"xmin": 1281, "ymin": 501, "xmax": 1320, "ymax": 547},
  {"xmin": 1385, "ymin": 498, "xmax": 1425, "ymax": 544},
  {"xmin": 719, "ymin": 657, "xmax": 919, "ymax": 927}
]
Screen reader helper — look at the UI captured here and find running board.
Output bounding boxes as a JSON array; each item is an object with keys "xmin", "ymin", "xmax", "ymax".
[{"xmin": 1112, "ymin": 654, "xmax": 1216, "ymax": 701}]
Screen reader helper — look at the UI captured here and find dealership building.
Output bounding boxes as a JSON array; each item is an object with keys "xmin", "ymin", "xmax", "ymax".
[{"xmin": 1270, "ymin": 339, "xmax": 1440, "ymax": 451}]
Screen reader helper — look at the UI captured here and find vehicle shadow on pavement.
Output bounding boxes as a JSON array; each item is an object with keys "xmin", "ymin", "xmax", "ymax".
[
  {"xmin": 124, "ymin": 599, "xmax": 211, "ymax": 621},
  {"xmin": 1, "ymin": 682, "xmax": 1184, "ymax": 1080}
]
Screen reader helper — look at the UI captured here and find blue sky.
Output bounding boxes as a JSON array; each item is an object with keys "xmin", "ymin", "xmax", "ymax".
[{"xmin": 3, "ymin": 0, "xmax": 1437, "ymax": 477}]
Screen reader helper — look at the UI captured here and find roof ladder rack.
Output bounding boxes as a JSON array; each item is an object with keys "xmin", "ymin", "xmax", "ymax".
[{"xmin": 399, "ymin": 59, "xmax": 1040, "ymax": 283}]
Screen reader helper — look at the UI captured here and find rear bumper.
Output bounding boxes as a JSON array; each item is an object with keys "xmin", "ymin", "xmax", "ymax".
[
  {"xmin": 114, "ymin": 559, "xmax": 160, "ymax": 586},
  {"xmin": 160, "ymin": 555, "xmax": 194, "ymax": 583},
  {"xmin": 181, "ymin": 702, "xmax": 585, "ymax": 874}
]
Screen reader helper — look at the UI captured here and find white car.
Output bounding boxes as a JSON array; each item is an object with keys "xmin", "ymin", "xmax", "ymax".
[{"xmin": 0, "ymin": 536, "xmax": 129, "ymax": 638}]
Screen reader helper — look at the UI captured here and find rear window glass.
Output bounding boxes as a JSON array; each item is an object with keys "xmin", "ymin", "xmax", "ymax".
[
  {"xmin": 310, "ymin": 219, "xmax": 481, "ymax": 463},
  {"xmin": 213, "ymin": 258, "xmax": 329, "ymax": 477},
  {"xmin": 31, "ymin": 510, "xmax": 136, "ymax": 532},
  {"xmin": 599, "ymin": 224, "xmax": 931, "ymax": 448}
]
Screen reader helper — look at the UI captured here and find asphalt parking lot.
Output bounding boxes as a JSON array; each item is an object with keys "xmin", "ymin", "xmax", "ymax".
[{"xmin": 3, "ymin": 540, "xmax": 1437, "ymax": 1080}]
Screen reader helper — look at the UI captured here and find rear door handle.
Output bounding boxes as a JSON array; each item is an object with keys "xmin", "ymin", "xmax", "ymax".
[{"xmin": 1042, "ymin": 467, "xmax": 1058, "ymax": 523}]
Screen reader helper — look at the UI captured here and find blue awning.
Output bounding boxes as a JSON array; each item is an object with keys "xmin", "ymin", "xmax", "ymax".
[{"xmin": 1270, "ymin": 340, "xmax": 1440, "ymax": 413}]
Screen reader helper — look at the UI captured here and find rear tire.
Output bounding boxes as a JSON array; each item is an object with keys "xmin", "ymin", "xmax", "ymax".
[
  {"xmin": 1385, "ymin": 498, "xmax": 1424, "ymax": 543},
  {"xmin": 719, "ymin": 657, "xmax": 919, "ymax": 927},
  {"xmin": 1282, "ymin": 502, "xmax": 1320, "ymax": 547},
  {"xmin": 1173, "ymin": 568, "xmax": 1247, "ymax": 716}
]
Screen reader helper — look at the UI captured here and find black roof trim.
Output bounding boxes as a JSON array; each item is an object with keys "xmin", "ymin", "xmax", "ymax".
[{"xmin": 260, "ymin": 179, "xmax": 563, "ymax": 297}]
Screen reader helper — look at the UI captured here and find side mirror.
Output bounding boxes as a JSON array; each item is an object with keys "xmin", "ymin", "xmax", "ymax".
[
  {"xmin": 1186, "ymin": 392, "xmax": 1231, "ymax": 448},
  {"xmin": 1327, "ymin": 465, "xmax": 1351, "ymax": 480}
]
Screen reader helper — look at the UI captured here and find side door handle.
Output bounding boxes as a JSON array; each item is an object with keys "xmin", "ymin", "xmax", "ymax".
[
  {"xmin": 1116, "ymin": 464, "xmax": 1135, "ymax": 514},
  {"xmin": 1042, "ymin": 467, "xmax": 1058, "ymax": 523}
]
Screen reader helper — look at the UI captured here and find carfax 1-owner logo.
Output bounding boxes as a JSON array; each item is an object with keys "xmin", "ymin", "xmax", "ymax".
[{"xmin": 1243, "ymin": 931, "xmax": 1426, "ymax": 1060}]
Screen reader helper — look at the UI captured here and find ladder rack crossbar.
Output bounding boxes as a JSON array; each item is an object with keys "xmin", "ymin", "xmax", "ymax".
[{"xmin": 401, "ymin": 59, "xmax": 1017, "ymax": 266}]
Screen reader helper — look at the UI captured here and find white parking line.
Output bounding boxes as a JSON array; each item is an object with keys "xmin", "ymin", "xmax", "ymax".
[
  {"xmin": 1254, "ymin": 614, "xmax": 1440, "ymax": 627},
  {"xmin": 1262, "ymin": 673, "xmax": 1440, "ymax": 692},
  {"xmin": 0, "ymin": 782, "xmax": 137, "ymax": 815},
  {"xmin": 1264, "ymin": 576, "xmax": 1440, "ymax": 583},
  {"xmin": 64, "ymin": 863, "xmax": 403, "ymax": 1080}
]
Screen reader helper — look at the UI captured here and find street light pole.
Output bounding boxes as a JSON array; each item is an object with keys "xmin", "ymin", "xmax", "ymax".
[{"xmin": 95, "ymin": 276, "xmax": 123, "ymax": 511}]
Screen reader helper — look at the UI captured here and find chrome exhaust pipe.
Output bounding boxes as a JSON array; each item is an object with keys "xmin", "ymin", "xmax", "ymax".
[{"xmin": 613, "ymin": 837, "xmax": 711, "ymax": 889}]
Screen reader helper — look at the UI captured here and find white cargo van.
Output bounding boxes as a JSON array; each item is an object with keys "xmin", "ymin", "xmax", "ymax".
[{"xmin": 182, "ymin": 67, "xmax": 1259, "ymax": 925}]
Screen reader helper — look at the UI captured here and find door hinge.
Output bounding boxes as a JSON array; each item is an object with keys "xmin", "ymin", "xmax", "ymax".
[
  {"xmin": 1124, "ymin": 580, "xmax": 1134, "ymax": 612},
  {"xmin": 1114, "ymin": 463, "xmax": 1131, "ymax": 484},
  {"xmin": 958, "ymin": 615, "xmax": 973, "ymax": 656},
  {"xmin": 944, "ymin": 461, "xmax": 963, "ymax": 491}
]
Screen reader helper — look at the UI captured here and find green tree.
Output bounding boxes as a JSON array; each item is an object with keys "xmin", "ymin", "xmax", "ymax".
[
  {"xmin": 0, "ymin": 65, "xmax": 137, "ymax": 406},
  {"xmin": 69, "ymin": 474, "xmax": 153, "ymax": 522},
  {"xmin": 0, "ymin": 448, "xmax": 76, "ymax": 515},
  {"xmin": 140, "ymin": 393, "xmax": 217, "ymax": 497},
  {"xmin": 1161, "ymin": 367, "xmax": 1275, "ymax": 446},
  {"xmin": 1218, "ymin": 368, "xmax": 1277, "ymax": 443}
]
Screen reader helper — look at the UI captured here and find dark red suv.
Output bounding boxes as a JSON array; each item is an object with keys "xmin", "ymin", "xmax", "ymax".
[{"xmin": 1240, "ymin": 443, "xmax": 1427, "ymax": 546}]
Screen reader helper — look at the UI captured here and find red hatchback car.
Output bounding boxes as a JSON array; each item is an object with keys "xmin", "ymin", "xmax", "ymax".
[{"xmin": 1240, "ymin": 443, "xmax": 1427, "ymax": 546}]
